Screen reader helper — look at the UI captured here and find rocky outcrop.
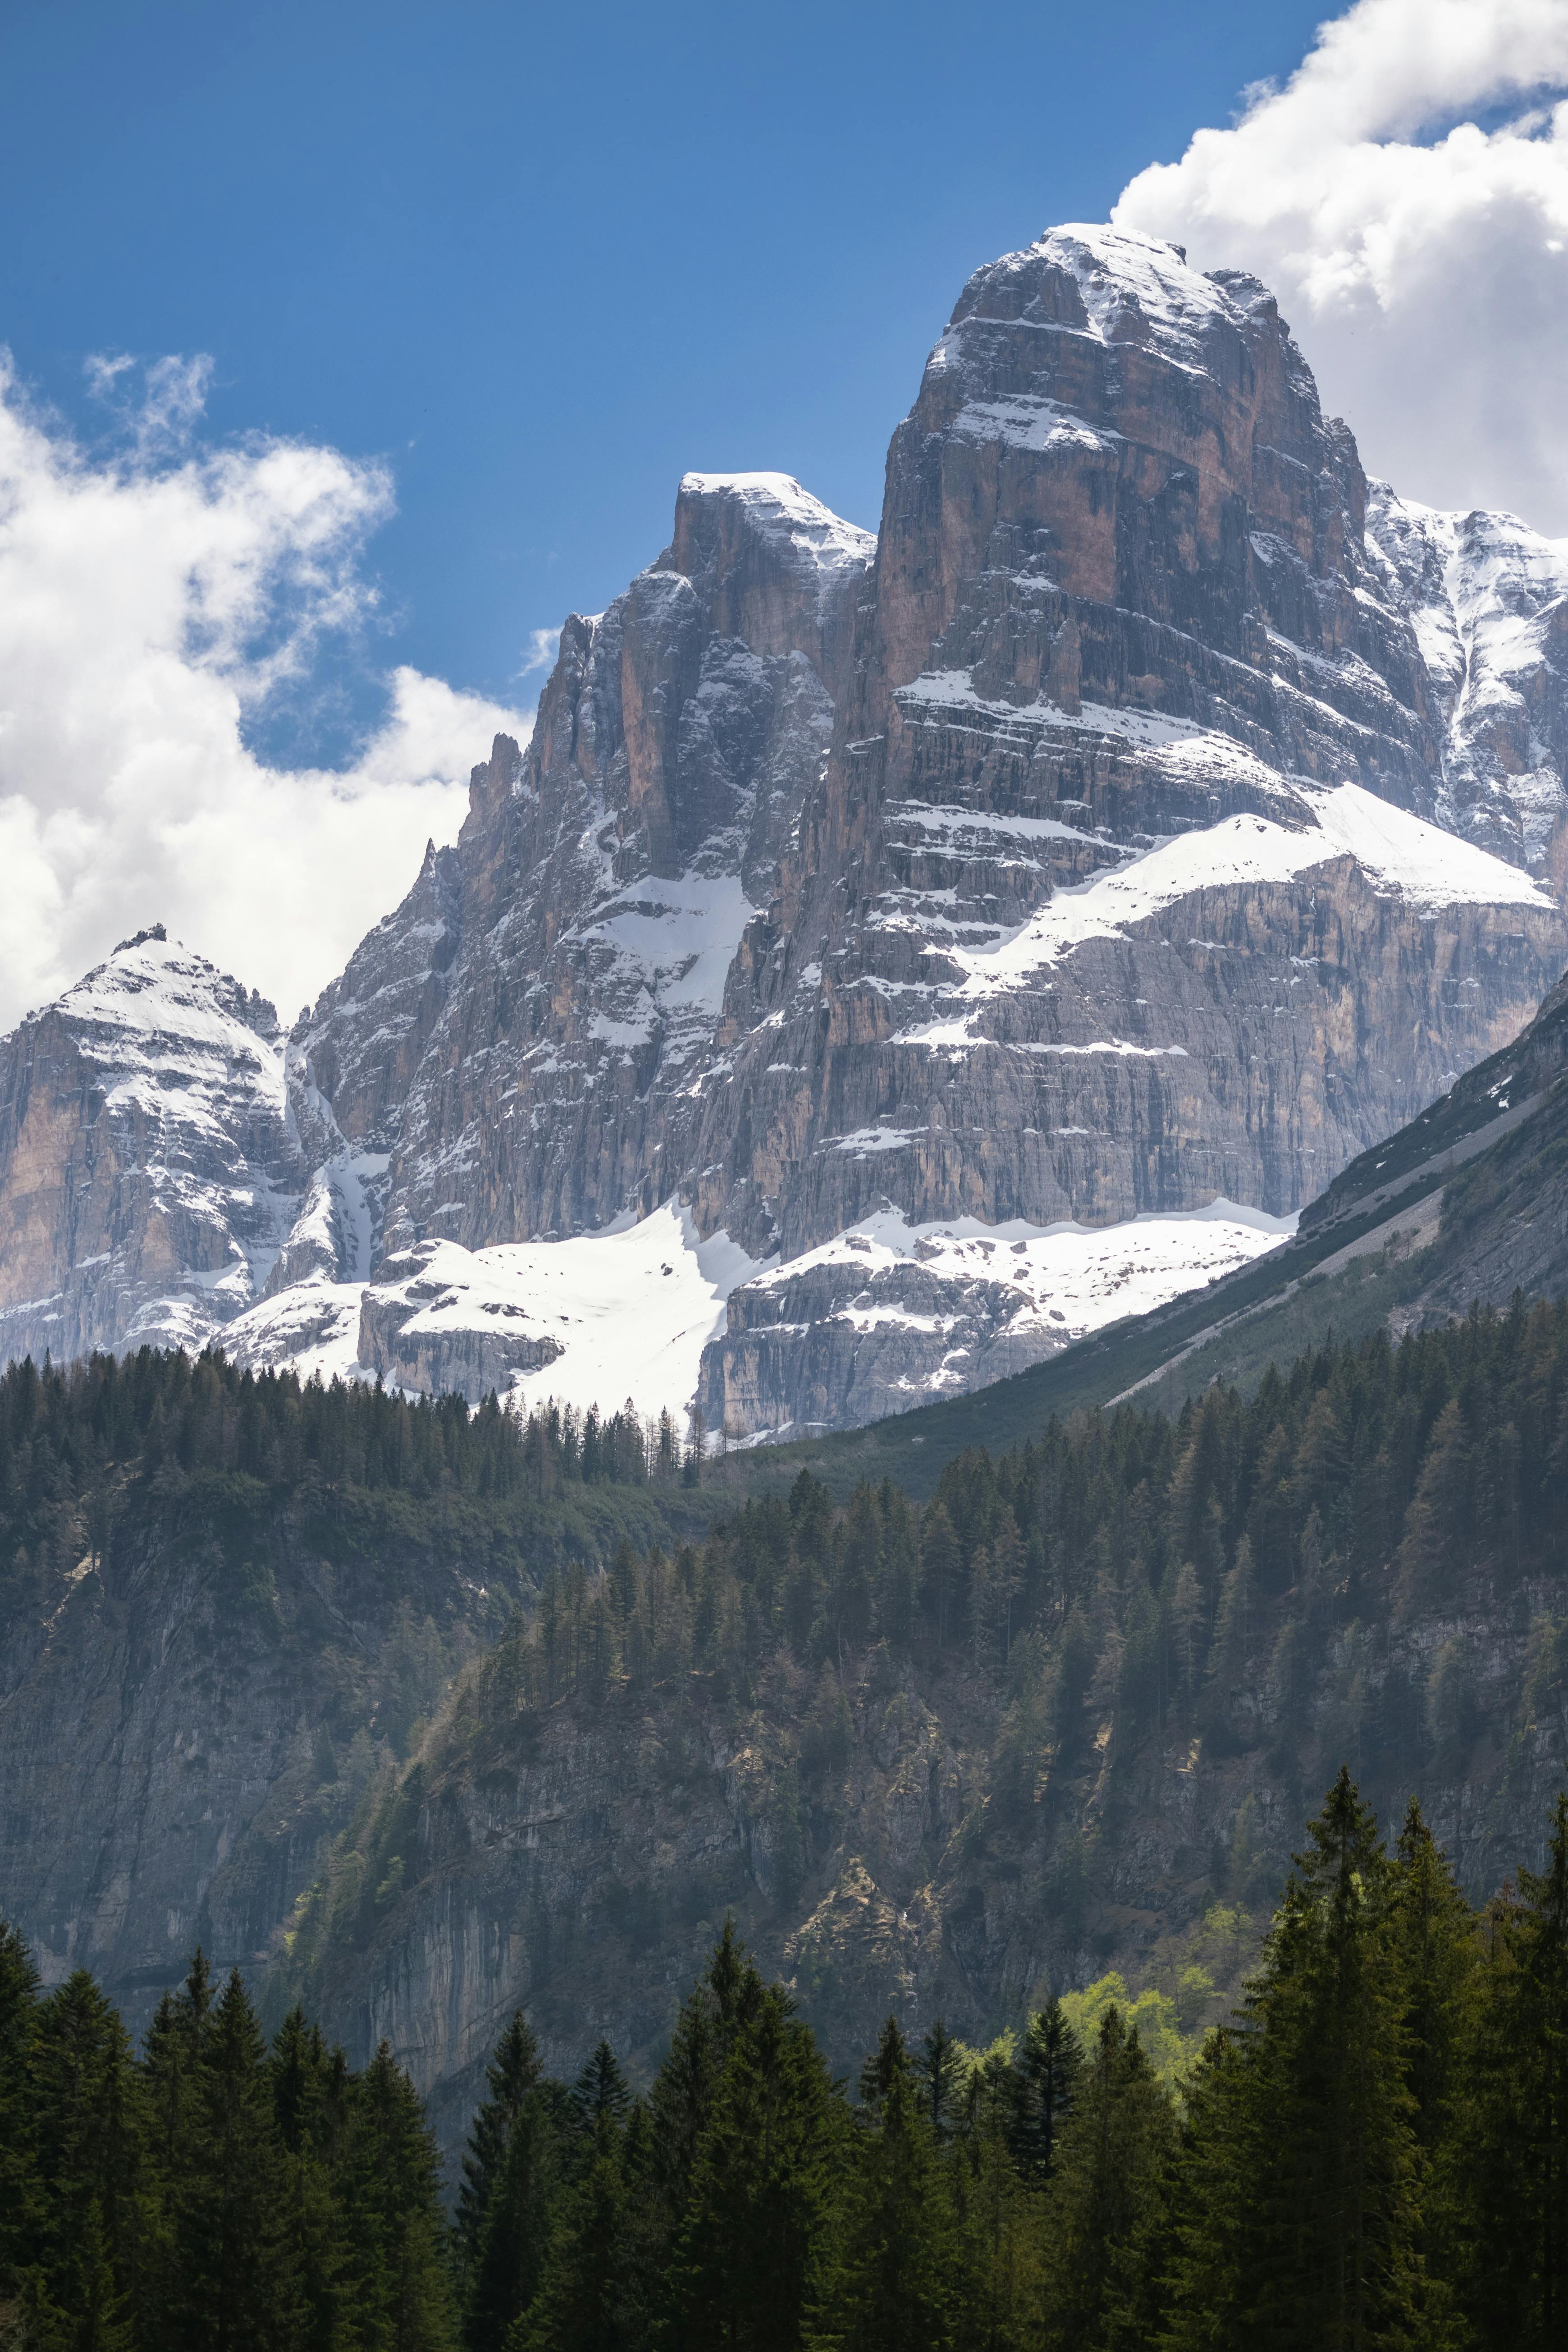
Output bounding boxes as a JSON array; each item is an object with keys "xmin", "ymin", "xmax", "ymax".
[
  {"xmin": 0, "ymin": 929, "xmax": 304, "ymax": 1366},
  {"xmin": 357, "ymin": 1241, "xmax": 565, "ymax": 1402}
]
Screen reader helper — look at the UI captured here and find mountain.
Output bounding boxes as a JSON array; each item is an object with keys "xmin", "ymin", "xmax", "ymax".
[
  {"xmin": 0, "ymin": 929, "xmax": 305, "ymax": 1368},
  {"xmin": 5, "ymin": 228, "xmax": 1568, "ymax": 1444}
]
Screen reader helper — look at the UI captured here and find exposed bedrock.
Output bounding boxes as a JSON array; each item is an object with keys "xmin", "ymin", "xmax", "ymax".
[{"xmin": 7, "ymin": 233, "xmax": 1568, "ymax": 1437}]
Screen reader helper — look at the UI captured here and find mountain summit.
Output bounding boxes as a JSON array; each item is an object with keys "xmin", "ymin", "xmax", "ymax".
[{"xmin": 4, "ymin": 229, "xmax": 1568, "ymax": 1431}]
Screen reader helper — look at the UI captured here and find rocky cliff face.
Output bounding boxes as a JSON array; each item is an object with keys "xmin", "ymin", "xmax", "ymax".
[
  {"xmin": 0, "ymin": 929, "xmax": 304, "ymax": 1368},
  {"xmin": 5, "ymin": 232, "xmax": 1568, "ymax": 1440}
]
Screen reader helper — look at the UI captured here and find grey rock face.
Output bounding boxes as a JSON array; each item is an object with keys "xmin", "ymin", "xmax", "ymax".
[
  {"xmin": 7, "ymin": 235, "xmax": 1568, "ymax": 1440},
  {"xmin": 347, "ymin": 472, "xmax": 873, "ymax": 1259},
  {"xmin": 0, "ymin": 1490, "xmax": 510, "ymax": 2035},
  {"xmin": 357, "ymin": 1241, "xmax": 565, "ymax": 1402},
  {"xmin": 0, "ymin": 929, "xmax": 304, "ymax": 1366}
]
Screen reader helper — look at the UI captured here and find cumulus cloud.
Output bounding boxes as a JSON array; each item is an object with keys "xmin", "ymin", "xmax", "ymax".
[
  {"xmin": 0, "ymin": 355, "xmax": 528, "ymax": 1031},
  {"xmin": 1113, "ymin": 0, "xmax": 1568, "ymax": 528}
]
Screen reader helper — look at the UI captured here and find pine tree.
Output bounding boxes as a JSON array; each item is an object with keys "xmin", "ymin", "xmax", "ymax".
[
  {"xmin": 947, "ymin": 2050, "xmax": 1045, "ymax": 2352},
  {"xmin": 569, "ymin": 2042, "xmax": 630, "ymax": 2140},
  {"xmin": 174, "ymin": 1966, "xmax": 299, "ymax": 2351},
  {"xmin": 645, "ymin": 1919, "xmax": 755, "ymax": 2236},
  {"xmin": 1163, "ymin": 1769, "xmax": 1420, "ymax": 2351},
  {"xmin": 1389, "ymin": 1797, "xmax": 1477, "ymax": 2340},
  {"xmin": 339, "ymin": 2040, "xmax": 458, "ymax": 2352},
  {"xmin": 858, "ymin": 2015, "xmax": 910, "ymax": 2114},
  {"xmin": 465, "ymin": 2084, "xmax": 561, "ymax": 2352},
  {"xmin": 0, "ymin": 1919, "xmax": 41, "ymax": 2309},
  {"xmin": 809, "ymin": 2066, "xmax": 955, "ymax": 2352},
  {"xmin": 511, "ymin": 2100, "xmax": 652, "ymax": 2352},
  {"xmin": 26, "ymin": 1970, "xmax": 139, "ymax": 2350},
  {"xmin": 457, "ymin": 2010, "xmax": 545, "ymax": 2296},
  {"xmin": 1038, "ymin": 2007, "xmax": 1174, "ymax": 2352},
  {"xmin": 1006, "ymin": 1999, "xmax": 1082, "ymax": 2185},
  {"xmin": 914, "ymin": 2019, "xmax": 964, "ymax": 2147},
  {"xmin": 665, "ymin": 1978, "xmax": 840, "ymax": 2352},
  {"xmin": 1467, "ymin": 1791, "xmax": 1568, "ymax": 2349}
]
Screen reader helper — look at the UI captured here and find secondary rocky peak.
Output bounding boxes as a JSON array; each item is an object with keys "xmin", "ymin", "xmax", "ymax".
[
  {"xmin": 664, "ymin": 471, "xmax": 874, "ymax": 686},
  {"xmin": 0, "ymin": 930, "xmax": 302, "ymax": 1369}
]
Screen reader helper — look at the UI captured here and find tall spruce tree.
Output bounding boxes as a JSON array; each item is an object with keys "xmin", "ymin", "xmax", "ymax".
[
  {"xmin": 1006, "ymin": 2000, "xmax": 1082, "ymax": 2185},
  {"xmin": 511, "ymin": 2096, "xmax": 653, "ymax": 2352},
  {"xmin": 175, "ymin": 1966, "xmax": 299, "ymax": 2352},
  {"xmin": 465, "ymin": 2085, "xmax": 562, "ymax": 2352},
  {"xmin": 947, "ymin": 2047, "xmax": 1045, "ymax": 2352},
  {"xmin": 457, "ymin": 2010, "xmax": 545, "ymax": 2300},
  {"xmin": 26, "ymin": 1971, "xmax": 140, "ymax": 2351},
  {"xmin": 1039, "ymin": 2008, "xmax": 1175, "ymax": 2352},
  {"xmin": 914, "ymin": 2020, "xmax": 964, "ymax": 2148},
  {"xmin": 338, "ymin": 2041, "xmax": 458, "ymax": 2352},
  {"xmin": 0, "ymin": 1919, "xmax": 41, "ymax": 2312},
  {"xmin": 1389, "ymin": 1797, "xmax": 1478, "ymax": 2342},
  {"xmin": 1164, "ymin": 1769, "xmax": 1420, "ymax": 2351},
  {"xmin": 664, "ymin": 1977, "xmax": 841, "ymax": 2352},
  {"xmin": 809, "ymin": 2065, "xmax": 956, "ymax": 2352},
  {"xmin": 269, "ymin": 2008, "xmax": 349, "ymax": 2352}
]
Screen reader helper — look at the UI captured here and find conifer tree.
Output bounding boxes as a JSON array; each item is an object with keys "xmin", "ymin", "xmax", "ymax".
[
  {"xmin": 1389, "ymin": 1797, "xmax": 1477, "ymax": 2337},
  {"xmin": 946, "ymin": 2046, "xmax": 1045, "ymax": 2352},
  {"xmin": 665, "ymin": 1977, "xmax": 840, "ymax": 2352},
  {"xmin": 457, "ymin": 2010, "xmax": 544, "ymax": 2295},
  {"xmin": 1468, "ymin": 1791, "xmax": 1568, "ymax": 2349},
  {"xmin": 858, "ymin": 2015, "xmax": 910, "ymax": 2113},
  {"xmin": 645, "ymin": 1919, "xmax": 755, "ymax": 2236},
  {"xmin": 809, "ymin": 2064, "xmax": 955, "ymax": 2352},
  {"xmin": 26, "ymin": 1970, "xmax": 138, "ymax": 2351},
  {"xmin": 569, "ymin": 2042, "xmax": 629, "ymax": 2138},
  {"xmin": 512, "ymin": 2097, "xmax": 653, "ymax": 2352},
  {"xmin": 339, "ymin": 2040, "xmax": 458, "ymax": 2352},
  {"xmin": 1038, "ymin": 2008, "xmax": 1174, "ymax": 2352},
  {"xmin": 465, "ymin": 2086, "xmax": 561, "ymax": 2352},
  {"xmin": 1006, "ymin": 2000, "xmax": 1082, "ymax": 2185},
  {"xmin": 175, "ymin": 1966, "xmax": 299, "ymax": 2352},
  {"xmin": 0, "ymin": 1919, "xmax": 41, "ymax": 2310},
  {"xmin": 1164, "ymin": 1770, "xmax": 1420, "ymax": 2351},
  {"xmin": 915, "ymin": 2019, "xmax": 964, "ymax": 2147}
]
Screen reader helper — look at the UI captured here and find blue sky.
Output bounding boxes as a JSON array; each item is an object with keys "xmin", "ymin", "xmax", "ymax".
[
  {"xmin": 3, "ymin": 0, "xmax": 1563, "ymax": 1025},
  {"xmin": 0, "ymin": 0, "xmax": 1329, "ymax": 722}
]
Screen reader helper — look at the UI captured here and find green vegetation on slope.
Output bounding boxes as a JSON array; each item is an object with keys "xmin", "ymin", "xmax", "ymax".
[
  {"xmin": 5, "ymin": 1775, "xmax": 1567, "ymax": 2350},
  {"xmin": 282, "ymin": 1296, "xmax": 1568, "ymax": 2100}
]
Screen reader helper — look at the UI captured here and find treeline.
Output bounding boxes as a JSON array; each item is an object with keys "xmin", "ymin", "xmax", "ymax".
[
  {"xmin": 470, "ymin": 1299, "xmax": 1568, "ymax": 1799},
  {"xmin": 4, "ymin": 1779, "xmax": 1566, "ymax": 2350},
  {"xmin": 0, "ymin": 1348, "xmax": 704, "ymax": 1620}
]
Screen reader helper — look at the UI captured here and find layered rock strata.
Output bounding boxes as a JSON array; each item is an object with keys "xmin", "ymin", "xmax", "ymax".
[{"xmin": 5, "ymin": 234, "xmax": 1568, "ymax": 1435}]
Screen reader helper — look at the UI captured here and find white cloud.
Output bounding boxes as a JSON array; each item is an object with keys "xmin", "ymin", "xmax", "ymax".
[
  {"xmin": 0, "ymin": 356, "xmax": 529, "ymax": 1031},
  {"xmin": 519, "ymin": 625, "xmax": 562, "ymax": 677},
  {"xmin": 1113, "ymin": 0, "xmax": 1568, "ymax": 528}
]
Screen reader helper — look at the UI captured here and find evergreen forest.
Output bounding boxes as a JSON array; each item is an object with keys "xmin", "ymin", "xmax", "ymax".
[{"xmin": 2, "ymin": 1775, "xmax": 1566, "ymax": 2351}]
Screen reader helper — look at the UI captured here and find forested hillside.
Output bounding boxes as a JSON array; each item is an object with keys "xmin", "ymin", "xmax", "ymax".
[
  {"xmin": 0, "ymin": 1348, "xmax": 714, "ymax": 2030},
  {"xmin": 4, "ymin": 1777, "xmax": 1565, "ymax": 2349},
  {"xmin": 282, "ymin": 1299, "xmax": 1568, "ymax": 2149}
]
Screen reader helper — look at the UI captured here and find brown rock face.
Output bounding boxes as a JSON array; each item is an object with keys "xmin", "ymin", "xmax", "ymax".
[{"xmin": 7, "ymin": 232, "xmax": 1568, "ymax": 1436}]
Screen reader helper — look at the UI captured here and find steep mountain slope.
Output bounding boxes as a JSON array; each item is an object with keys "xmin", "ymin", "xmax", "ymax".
[
  {"xmin": 271, "ymin": 1301, "xmax": 1568, "ymax": 2167},
  {"xmin": 5, "ymin": 231, "xmax": 1568, "ymax": 1441},
  {"xmin": 0, "ymin": 1353, "xmax": 713, "ymax": 2034},
  {"xmin": 0, "ymin": 929, "xmax": 304, "ymax": 1367}
]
